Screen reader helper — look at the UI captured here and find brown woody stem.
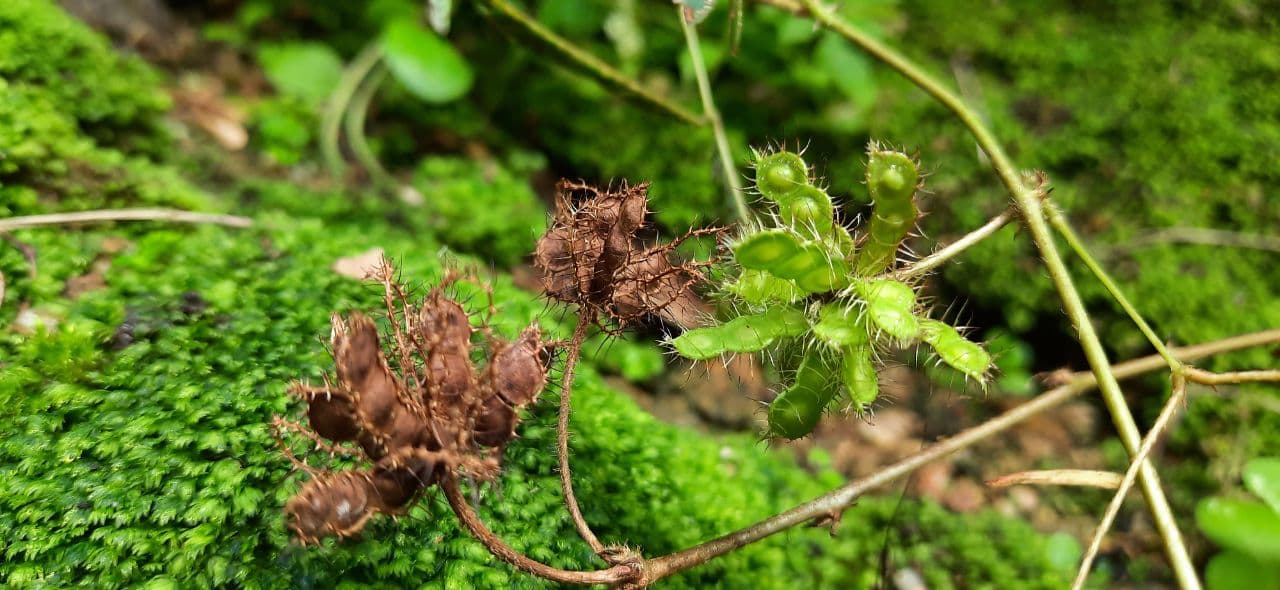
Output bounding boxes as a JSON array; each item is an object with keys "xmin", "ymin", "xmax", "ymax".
[
  {"xmin": 441, "ymin": 476, "xmax": 638, "ymax": 586},
  {"xmin": 557, "ymin": 315, "xmax": 607, "ymax": 555}
]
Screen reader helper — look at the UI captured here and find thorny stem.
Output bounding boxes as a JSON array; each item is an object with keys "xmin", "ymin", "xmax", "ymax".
[
  {"xmin": 0, "ymin": 208, "xmax": 252, "ymax": 231},
  {"xmin": 892, "ymin": 207, "xmax": 1015, "ymax": 280},
  {"xmin": 637, "ymin": 329, "xmax": 1280, "ymax": 584},
  {"xmin": 1046, "ymin": 204, "xmax": 1180, "ymax": 370},
  {"xmin": 440, "ymin": 476, "xmax": 639, "ymax": 586},
  {"xmin": 476, "ymin": 0, "xmax": 703, "ymax": 126},
  {"xmin": 794, "ymin": 1, "xmax": 1198, "ymax": 585},
  {"xmin": 1073, "ymin": 371, "xmax": 1189, "ymax": 590},
  {"xmin": 557, "ymin": 315, "xmax": 607, "ymax": 556},
  {"xmin": 322, "ymin": 42, "xmax": 383, "ymax": 178},
  {"xmin": 677, "ymin": 7, "xmax": 751, "ymax": 223}
]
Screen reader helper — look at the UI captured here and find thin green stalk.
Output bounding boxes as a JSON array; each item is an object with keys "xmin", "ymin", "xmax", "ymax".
[
  {"xmin": 677, "ymin": 8, "xmax": 750, "ymax": 223},
  {"xmin": 321, "ymin": 43, "xmax": 384, "ymax": 178},
  {"xmin": 344, "ymin": 63, "xmax": 418, "ymax": 204},
  {"xmin": 1046, "ymin": 204, "xmax": 1180, "ymax": 370},
  {"xmin": 476, "ymin": 0, "xmax": 703, "ymax": 126},
  {"xmin": 795, "ymin": 1, "xmax": 1199, "ymax": 586}
]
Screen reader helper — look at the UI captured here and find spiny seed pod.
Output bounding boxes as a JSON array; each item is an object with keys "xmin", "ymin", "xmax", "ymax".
[
  {"xmin": 920, "ymin": 319, "xmax": 991, "ymax": 382},
  {"xmin": 670, "ymin": 306, "xmax": 807, "ymax": 360},
  {"xmin": 732, "ymin": 230, "xmax": 849, "ymax": 293},
  {"xmin": 841, "ymin": 345, "xmax": 878, "ymax": 410},
  {"xmin": 810, "ymin": 302, "xmax": 870, "ymax": 348},
  {"xmin": 767, "ymin": 350, "xmax": 837, "ymax": 440},
  {"xmin": 856, "ymin": 147, "xmax": 921, "ymax": 275},
  {"xmin": 855, "ymin": 279, "xmax": 919, "ymax": 343},
  {"xmin": 534, "ymin": 180, "xmax": 711, "ymax": 327},
  {"xmin": 755, "ymin": 150, "xmax": 810, "ymax": 201},
  {"xmin": 726, "ymin": 269, "xmax": 804, "ymax": 305},
  {"xmin": 277, "ymin": 260, "xmax": 552, "ymax": 544}
]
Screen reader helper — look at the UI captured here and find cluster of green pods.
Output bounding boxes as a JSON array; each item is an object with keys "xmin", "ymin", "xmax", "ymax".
[{"xmin": 670, "ymin": 145, "xmax": 992, "ymax": 439}]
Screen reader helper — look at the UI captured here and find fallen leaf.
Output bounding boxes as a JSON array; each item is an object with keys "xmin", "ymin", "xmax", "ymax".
[{"xmin": 332, "ymin": 247, "xmax": 386, "ymax": 280}]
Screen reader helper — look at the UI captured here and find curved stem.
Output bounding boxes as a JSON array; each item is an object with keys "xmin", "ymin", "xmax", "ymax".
[
  {"xmin": 893, "ymin": 208, "xmax": 1015, "ymax": 279},
  {"xmin": 795, "ymin": 2, "xmax": 1198, "ymax": 586},
  {"xmin": 440, "ymin": 476, "xmax": 638, "ymax": 586},
  {"xmin": 343, "ymin": 64, "xmax": 398, "ymax": 193},
  {"xmin": 639, "ymin": 328, "xmax": 1280, "ymax": 584},
  {"xmin": 1046, "ymin": 203, "xmax": 1180, "ymax": 370},
  {"xmin": 677, "ymin": 7, "xmax": 751, "ymax": 223},
  {"xmin": 475, "ymin": 0, "xmax": 702, "ymax": 126},
  {"xmin": 557, "ymin": 315, "xmax": 606, "ymax": 555},
  {"xmin": 321, "ymin": 43, "xmax": 383, "ymax": 178}
]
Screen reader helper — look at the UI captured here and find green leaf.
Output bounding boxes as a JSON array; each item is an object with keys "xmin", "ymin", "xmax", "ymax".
[
  {"xmin": 1196, "ymin": 497, "xmax": 1280, "ymax": 561},
  {"xmin": 381, "ymin": 19, "xmax": 473, "ymax": 103},
  {"xmin": 1245, "ymin": 458, "xmax": 1280, "ymax": 514},
  {"xmin": 1205, "ymin": 550, "xmax": 1280, "ymax": 590},
  {"xmin": 1043, "ymin": 532, "xmax": 1083, "ymax": 572},
  {"xmin": 257, "ymin": 43, "xmax": 344, "ymax": 107}
]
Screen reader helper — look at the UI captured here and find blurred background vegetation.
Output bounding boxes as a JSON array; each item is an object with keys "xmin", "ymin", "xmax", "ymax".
[{"xmin": 1, "ymin": 0, "xmax": 1277, "ymax": 587}]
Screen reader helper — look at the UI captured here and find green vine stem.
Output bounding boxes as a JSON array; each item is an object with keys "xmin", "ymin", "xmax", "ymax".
[
  {"xmin": 476, "ymin": 0, "xmax": 703, "ymax": 126},
  {"xmin": 1046, "ymin": 203, "xmax": 1180, "ymax": 370},
  {"xmin": 792, "ymin": 0, "xmax": 1199, "ymax": 586},
  {"xmin": 677, "ymin": 7, "xmax": 751, "ymax": 223},
  {"xmin": 321, "ymin": 42, "xmax": 384, "ymax": 178}
]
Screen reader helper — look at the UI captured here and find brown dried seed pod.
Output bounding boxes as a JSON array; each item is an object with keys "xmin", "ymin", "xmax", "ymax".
[
  {"xmin": 488, "ymin": 325, "xmax": 548, "ymax": 407},
  {"xmin": 285, "ymin": 470, "xmax": 377, "ymax": 544},
  {"xmin": 333, "ymin": 313, "xmax": 401, "ymax": 429},
  {"xmin": 472, "ymin": 394, "xmax": 518, "ymax": 448},
  {"xmin": 369, "ymin": 459, "xmax": 437, "ymax": 510},
  {"xmin": 609, "ymin": 246, "xmax": 694, "ymax": 323},
  {"xmin": 294, "ymin": 387, "xmax": 360, "ymax": 442}
]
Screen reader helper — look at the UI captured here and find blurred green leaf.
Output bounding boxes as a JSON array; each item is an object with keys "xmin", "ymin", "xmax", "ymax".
[
  {"xmin": 257, "ymin": 43, "xmax": 344, "ymax": 107},
  {"xmin": 1205, "ymin": 550, "xmax": 1280, "ymax": 590},
  {"xmin": 380, "ymin": 19, "xmax": 473, "ymax": 104},
  {"xmin": 1245, "ymin": 458, "xmax": 1280, "ymax": 514},
  {"xmin": 1196, "ymin": 497, "xmax": 1280, "ymax": 561},
  {"xmin": 1043, "ymin": 532, "xmax": 1082, "ymax": 572}
]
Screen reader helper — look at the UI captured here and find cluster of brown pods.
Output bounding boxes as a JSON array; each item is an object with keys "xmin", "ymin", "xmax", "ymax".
[
  {"xmin": 535, "ymin": 180, "xmax": 716, "ymax": 329},
  {"xmin": 276, "ymin": 261, "xmax": 551, "ymax": 544}
]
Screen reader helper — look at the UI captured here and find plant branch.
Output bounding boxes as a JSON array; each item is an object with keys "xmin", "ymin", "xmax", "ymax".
[
  {"xmin": 892, "ymin": 207, "xmax": 1015, "ymax": 279},
  {"xmin": 637, "ymin": 328, "xmax": 1280, "ymax": 584},
  {"xmin": 1073, "ymin": 371, "xmax": 1188, "ymax": 590},
  {"xmin": 987, "ymin": 469, "xmax": 1123, "ymax": 490},
  {"xmin": 677, "ymin": 7, "xmax": 750, "ymax": 223},
  {"xmin": 1101, "ymin": 226, "xmax": 1280, "ymax": 259},
  {"xmin": 1046, "ymin": 203, "xmax": 1180, "ymax": 370},
  {"xmin": 322, "ymin": 42, "xmax": 384, "ymax": 177},
  {"xmin": 440, "ymin": 476, "xmax": 639, "ymax": 585},
  {"xmin": 557, "ymin": 315, "xmax": 606, "ymax": 556},
  {"xmin": 476, "ymin": 0, "xmax": 703, "ymax": 126},
  {"xmin": 1185, "ymin": 367, "xmax": 1280, "ymax": 385},
  {"xmin": 794, "ymin": 2, "xmax": 1197, "ymax": 585},
  {"xmin": 0, "ymin": 208, "xmax": 252, "ymax": 232}
]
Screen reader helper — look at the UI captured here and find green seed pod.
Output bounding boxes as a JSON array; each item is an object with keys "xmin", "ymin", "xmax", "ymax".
[
  {"xmin": 856, "ymin": 148, "xmax": 920, "ymax": 275},
  {"xmin": 780, "ymin": 185, "xmax": 834, "ymax": 232},
  {"xmin": 768, "ymin": 350, "xmax": 837, "ymax": 439},
  {"xmin": 841, "ymin": 344, "xmax": 878, "ymax": 410},
  {"xmin": 856, "ymin": 279, "xmax": 919, "ymax": 342},
  {"xmin": 811, "ymin": 302, "xmax": 870, "ymax": 348},
  {"xmin": 920, "ymin": 319, "xmax": 991, "ymax": 382},
  {"xmin": 734, "ymin": 231, "xmax": 850, "ymax": 293},
  {"xmin": 671, "ymin": 307, "xmax": 808, "ymax": 360},
  {"xmin": 755, "ymin": 151, "xmax": 810, "ymax": 201},
  {"xmin": 727, "ymin": 269, "xmax": 803, "ymax": 305}
]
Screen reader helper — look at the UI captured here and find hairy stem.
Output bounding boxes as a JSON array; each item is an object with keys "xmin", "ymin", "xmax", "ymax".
[
  {"xmin": 1073, "ymin": 371, "xmax": 1187, "ymax": 590},
  {"xmin": 322, "ymin": 43, "xmax": 383, "ymax": 177},
  {"xmin": 557, "ymin": 315, "xmax": 606, "ymax": 555},
  {"xmin": 677, "ymin": 7, "xmax": 750, "ymax": 223},
  {"xmin": 1046, "ymin": 203, "xmax": 1179, "ymax": 370},
  {"xmin": 0, "ymin": 208, "xmax": 252, "ymax": 231},
  {"xmin": 639, "ymin": 329, "xmax": 1280, "ymax": 584},
  {"xmin": 476, "ymin": 0, "xmax": 702, "ymax": 125},
  {"xmin": 441, "ymin": 476, "xmax": 638, "ymax": 585},
  {"xmin": 893, "ymin": 208, "xmax": 1014, "ymax": 279},
  {"xmin": 794, "ymin": 1, "xmax": 1197, "ymax": 585}
]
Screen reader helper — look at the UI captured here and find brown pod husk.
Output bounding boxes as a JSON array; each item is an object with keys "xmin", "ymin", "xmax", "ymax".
[
  {"xmin": 489, "ymin": 325, "xmax": 548, "ymax": 407},
  {"xmin": 299, "ymin": 389, "xmax": 360, "ymax": 442},
  {"xmin": 472, "ymin": 394, "xmax": 518, "ymax": 448},
  {"xmin": 285, "ymin": 470, "xmax": 377, "ymax": 544},
  {"xmin": 370, "ymin": 460, "xmax": 436, "ymax": 510},
  {"xmin": 333, "ymin": 313, "xmax": 401, "ymax": 429}
]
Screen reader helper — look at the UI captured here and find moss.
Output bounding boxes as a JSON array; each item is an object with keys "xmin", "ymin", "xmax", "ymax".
[{"xmin": 411, "ymin": 156, "xmax": 546, "ymax": 267}]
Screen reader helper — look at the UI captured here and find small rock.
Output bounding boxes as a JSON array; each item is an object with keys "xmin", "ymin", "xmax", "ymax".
[
  {"xmin": 942, "ymin": 477, "xmax": 986, "ymax": 513},
  {"xmin": 332, "ymin": 247, "xmax": 385, "ymax": 280},
  {"xmin": 893, "ymin": 567, "xmax": 928, "ymax": 590}
]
